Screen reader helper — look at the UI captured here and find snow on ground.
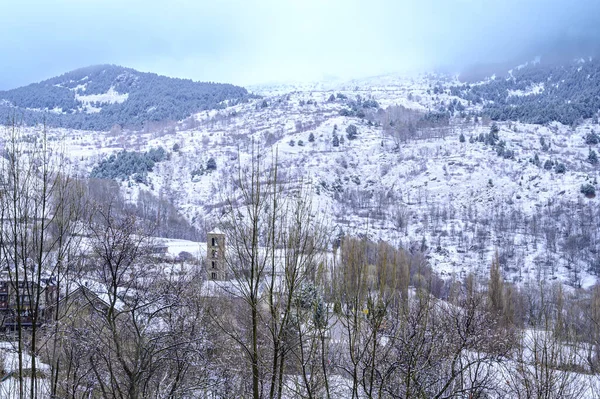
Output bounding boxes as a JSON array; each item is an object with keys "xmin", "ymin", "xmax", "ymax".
[
  {"xmin": 0, "ymin": 342, "xmax": 50, "ymax": 398},
  {"xmin": 13, "ymin": 72, "xmax": 600, "ymax": 290},
  {"xmin": 159, "ymin": 238, "xmax": 205, "ymax": 259},
  {"xmin": 507, "ymin": 82, "xmax": 545, "ymax": 97},
  {"xmin": 5, "ymin": 71, "xmax": 600, "ymax": 397},
  {"xmin": 75, "ymin": 86, "xmax": 129, "ymax": 105}
]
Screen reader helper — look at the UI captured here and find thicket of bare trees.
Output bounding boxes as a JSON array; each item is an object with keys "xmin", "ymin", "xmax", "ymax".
[
  {"xmin": 0, "ymin": 122, "xmax": 88, "ymax": 398},
  {"xmin": 3, "ymin": 123, "xmax": 600, "ymax": 398}
]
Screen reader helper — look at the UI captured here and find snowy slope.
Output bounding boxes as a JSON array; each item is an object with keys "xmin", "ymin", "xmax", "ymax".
[{"xmin": 24, "ymin": 72, "xmax": 600, "ymax": 289}]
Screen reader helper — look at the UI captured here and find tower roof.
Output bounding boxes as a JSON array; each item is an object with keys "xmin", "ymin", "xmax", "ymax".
[{"xmin": 208, "ymin": 227, "xmax": 225, "ymax": 236}]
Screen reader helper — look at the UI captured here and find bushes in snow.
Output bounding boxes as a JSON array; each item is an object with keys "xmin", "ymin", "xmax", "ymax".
[
  {"xmin": 581, "ymin": 183, "xmax": 596, "ymax": 197},
  {"xmin": 585, "ymin": 131, "xmax": 600, "ymax": 145},
  {"xmin": 346, "ymin": 124, "xmax": 358, "ymax": 140},
  {"xmin": 588, "ymin": 149, "xmax": 598, "ymax": 165},
  {"xmin": 206, "ymin": 157, "xmax": 217, "ymax": 171},
  {"xmin": 555, "ymin": 163, "xmax": 567, "ymax": 174}
]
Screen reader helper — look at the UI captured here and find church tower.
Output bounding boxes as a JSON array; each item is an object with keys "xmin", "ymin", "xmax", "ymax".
[{"xmin": 206, "ymin": 229, "xmax": 226, "ymax": 280}]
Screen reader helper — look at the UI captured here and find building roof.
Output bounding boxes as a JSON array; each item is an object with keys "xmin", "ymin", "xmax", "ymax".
[
  {"xmin": 207, "ymin": 227, "xmax": 225, "ymax": 236},
  {"xmin": 59, "ymin": 285, "xmax": 111, "ymax": 310}
]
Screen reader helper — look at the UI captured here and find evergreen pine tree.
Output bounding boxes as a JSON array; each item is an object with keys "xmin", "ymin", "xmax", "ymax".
[
  {"xmin": 585, "ymin": 131, "xmax": 600, "ymax": 145},
  {"xmin": 206, "ymin": 157, "xmax": 217, "ymax": 170},
  {"xmin": 346, "ymin": 124, "xmax": 358, "ymax": 140},
  {"xmin": 589, "ymin": 148, "xmax": 598, "ymax": 165},
  {"xmin": 581, "ymin": 183, "xmax": 596, "ymax": 197},
  {"xmin": 332, "ymin": 133, "xmax": 339, "ymax": 147},
  {"xmin": 490, "ymin": 122, "xmax": 499, "ymax": 135}
]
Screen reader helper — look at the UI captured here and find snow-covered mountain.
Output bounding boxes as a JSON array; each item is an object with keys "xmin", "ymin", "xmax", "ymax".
[
  {"xmin": 0, "ymin": 64, "xmax": 249, "ymax": 130},
  {"xmin": 18, "ymin": 61, "xmax": 600, "ymax": 290}
]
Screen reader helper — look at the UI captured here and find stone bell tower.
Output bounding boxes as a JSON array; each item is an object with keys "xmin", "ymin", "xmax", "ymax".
[{"xmin": 206, "ymin": 229, "xmax": 226, "ymax": 280}]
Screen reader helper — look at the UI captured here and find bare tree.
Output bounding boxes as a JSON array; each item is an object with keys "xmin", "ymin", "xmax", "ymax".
[
  {"xmin": 0, "ymin": 121, "xmax": 86, "ymax": 398},
  {"xmin": 212, "ymin": 145, "xmax": 329, "ymax": 399}
]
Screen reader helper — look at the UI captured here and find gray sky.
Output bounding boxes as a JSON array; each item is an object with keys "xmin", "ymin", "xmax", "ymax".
[{"xmin": 1, "ymin": 0, "xmax": 599, "ymax": 89}]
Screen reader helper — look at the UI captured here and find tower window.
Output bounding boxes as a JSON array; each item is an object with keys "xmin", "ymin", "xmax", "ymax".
[
  {"xmin": 212, "ymin": 237, "xmax": 217, "ymax": 247},
  {"xmin": 211, "ymin": 272, "xmax": 217, "ymax": 280},
  {"xmin": 212, "ymin": 261, "xmax": 216, "ymax": 269}
]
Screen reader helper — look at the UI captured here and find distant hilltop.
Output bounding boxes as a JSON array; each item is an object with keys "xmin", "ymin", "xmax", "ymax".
[{"xmin": 0, "ymin": 64, "xmax": 250, "ymax": 131}]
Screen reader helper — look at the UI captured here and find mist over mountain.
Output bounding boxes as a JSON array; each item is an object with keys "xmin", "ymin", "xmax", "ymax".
[
  {"xmin": 457, "ymin": 33, "xmax": 600, "ymax": 82},
  {"xmin": 0, "ymin": 64, "xmax": 249, "ymax": 130}
]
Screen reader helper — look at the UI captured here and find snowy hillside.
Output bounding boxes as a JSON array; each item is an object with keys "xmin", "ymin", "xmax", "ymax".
[
  {"xmin": 22, "ymin": 68, "xmax": 600, "ymax": 290},
  {"xmin": 452, "ymin": 57, "xmax": 600, "ymax": 125}
]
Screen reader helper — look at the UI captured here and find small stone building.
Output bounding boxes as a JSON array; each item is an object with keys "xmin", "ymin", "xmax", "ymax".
[{"xmin": 207, "ymin": 229, "xmax": 226, "ymax": 280}]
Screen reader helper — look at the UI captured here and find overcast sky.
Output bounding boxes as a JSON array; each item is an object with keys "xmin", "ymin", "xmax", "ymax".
[{"xmin": 1, "ymin": 0, "xmax": 599, "ymax": 89}]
